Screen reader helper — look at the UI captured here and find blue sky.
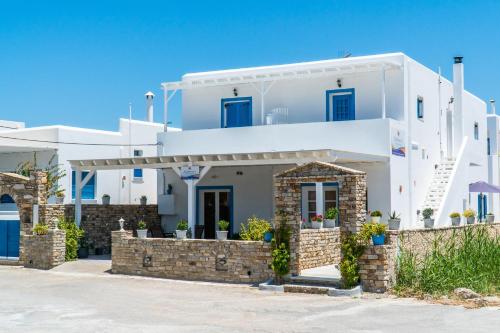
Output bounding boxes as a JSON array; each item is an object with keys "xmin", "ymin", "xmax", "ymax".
[{"xmin": 0, "ymin": 0, "xmax": 499, "ymax": 130}]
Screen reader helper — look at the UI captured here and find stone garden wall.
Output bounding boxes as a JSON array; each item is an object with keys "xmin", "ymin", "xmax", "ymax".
[
  {"xmin": 274, "ymin": 162, "xmax": 367, "ymax": 275},
  {"xmin": 298, "ymin": 228, "xmax": 341, "ymax": 271},
  {"xmin": 358, "ymin": 244, "xmax": 397, "ymax": 293},
  {"xmin": 111, "ymin": 231, "xmax": 273, "ymax": 283},
  {"xmin": 39, "ymin": 204, "xmax": 161, "ymax": 254},
  {"xmin": 20, "ymin": 229, "xmax": 66, "ymax": 269}
]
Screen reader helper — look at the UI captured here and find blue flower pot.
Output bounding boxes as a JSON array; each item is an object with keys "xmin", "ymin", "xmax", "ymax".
[
  {"xmin": 264, "ymin": 231, "xmax": 273, "ymax": 243},
  {"xmin": 371, "ymin": 234, "xmax": 385, "ymax": 246}
]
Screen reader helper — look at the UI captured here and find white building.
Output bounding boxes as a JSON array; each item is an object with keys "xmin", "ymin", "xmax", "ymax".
[
  {"xmin": 70, "ymin": 53, "xmax": 499, "ymax": 237},
  {"xmin": 0, "ymin": 93, "xmax": 178, "ymax": 206}
]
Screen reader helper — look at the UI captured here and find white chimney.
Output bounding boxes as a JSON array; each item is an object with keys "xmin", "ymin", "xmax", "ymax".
[
  {"xmin": 145, "ymin": 91, "xmax": 155, "ymax": 122},
  {"xmin": 453, "ymin": 56, "xmax": 464, "ymax": 154},
  {"xmin": 490, "ymin": 99, "xmax": 496, "ymax": 115}
]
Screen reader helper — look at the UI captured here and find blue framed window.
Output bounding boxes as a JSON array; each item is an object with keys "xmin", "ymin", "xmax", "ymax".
[
  {"xmin": 221, "ymin": 97, "xmax": 252, "ymax": 128},
  {"xmin": 133, "ymin": 149, "xmax": 143, "ymax": 179},
  {"xmin": 326, "ymin": 89, "xmax": 355, "ymax": 121},
  {"xmin": 417, "ymin": 96, "xmax": 424, "ymax": 120},
  {"xmin": 474, "ymin": 122, "xmax": 479, "ymax": 140},
  {"xmin": 71, "ymin": 171, "xmax": 96, "ymax": 200}
]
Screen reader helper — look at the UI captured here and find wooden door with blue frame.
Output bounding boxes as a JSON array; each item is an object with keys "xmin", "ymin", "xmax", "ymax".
[
  {"xmin": 326, "ymin": 89, "xmax": 355, "ymax": 121},
  {"xmin": 221, "ymin": 97, "xmax": 252, "ymax": 128}
]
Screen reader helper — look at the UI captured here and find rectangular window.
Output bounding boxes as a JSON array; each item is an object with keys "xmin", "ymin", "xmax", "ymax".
[
  {"xmin": 417, "ymin": 96, "xmax": 424, "ymax": 120},
  {"xmin": 301, "ymin": 183, "xmax": 338, "ymax": 221},
  {"xmin": 134, "ymin": 149, "xmax": 143, "ymax": 179},
  {"xmin": 71, "ymin": 171, "xmax": 96, "ymax": 200},
  {"xmin": 474, "ymin": 122, "xmax": 479, "ymax": 140}
]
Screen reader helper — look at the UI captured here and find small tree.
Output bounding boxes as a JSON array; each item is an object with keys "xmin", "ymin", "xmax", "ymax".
[{"xmin": 16, "ymin": 152, "xmax": 66, "ymax": 198}]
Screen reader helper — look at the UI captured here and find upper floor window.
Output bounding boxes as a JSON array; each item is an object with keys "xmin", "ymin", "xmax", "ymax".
[
  {"xmin": 134, "ymin": 150, "xmax": 143, "ymax": 179},
  {"xmin": 221, "ymin": 97, "xmax": 252, "ymax": 128},
  {"xmin": 474, "ymin": 122, "xmax": 479, "ymax": 140},
  {"xmin": 71, "ymin": 171, "xmax": 96, "ymax": 200},
  {"xmin": 417, "ymin": 96, "xmax": 424, "ymax": 120}
]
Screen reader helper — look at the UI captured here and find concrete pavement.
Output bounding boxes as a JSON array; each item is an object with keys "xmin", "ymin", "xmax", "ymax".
[{"xmin": 0, "ymin": 264, "xmax": 498, "ymax": 332}]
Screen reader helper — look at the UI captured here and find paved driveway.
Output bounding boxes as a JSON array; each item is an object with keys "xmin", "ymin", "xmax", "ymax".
[{"xmin": 0, "ymin": 264, "xmax": 498, "ymax": 332}]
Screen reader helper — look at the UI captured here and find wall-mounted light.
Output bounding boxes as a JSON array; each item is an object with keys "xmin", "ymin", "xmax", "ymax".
[
  {"xmin": 233, "ymin": 88, "xmax": 238, "ymax": 97},
  {"xmin": 236, "ymin": 171, "xmax": 243, "ymax": 176},
  {"xmin": 336, "ymin": 79, "xmax": 342, "ymax": 88}
]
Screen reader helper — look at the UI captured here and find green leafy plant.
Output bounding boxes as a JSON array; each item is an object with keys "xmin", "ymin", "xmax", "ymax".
[
  {"xmin": 33, "ymin": 224, "xmax": 49, "ymax": 235},
  {"xmin": 370, "ymin": 210, "xmax": 382, "ymax": 217},
  {"xmin": 240, "ymin": 216, "xmax": 272, "ymax": 241},
  {"xmin": 325, "ymin": 208, "xmax": 339, "ymax": 220},
  {"xmin": 339, "ymin": 233, "xmax": 366, "ymax": 289},
  {"xmin": 449, "ymin": 212, "xmax": 461, "ymax": 218},
  {"xmin": 271, "ymin": 211, "xmax": 291, "ymax": 285},
  {"xmin": 16, "ymin": 153, "xmax": 66, "ymax": 198},
  {"xmin": 57, "ymin": 218, "xmax": 84, "ymax": 261},
  {"xmin": 140, "ymin": 195, "xmax": 147, "ymax": 200},
  {"xmin": 218, "ymin": 220, "xmax": 229, "ymax": 231},
  {"xmin": 311, "ymin": 214, "xmax": 323, "ymax": 222},
  {"xmin": 176, "ymin": 219, "xmax": 188, "ymax": 231},
  {"xmin": 137, "ymin": 220, "xmax": 147, "ymax": 229},
  {"xmin": 422, "ymin": 208, "xmax": 434, "ymax": 219},
  {"xmin": 463, "ymin": 209, "xmax": 476, "ymax": 218},
  {"xmin": 359, "ymin": 222, "xmax": 387, "ymax": 240},
  {"xmin": 388, "ymin": 211, "xmax": 400, "ymax": 220},
  {"xmin": 271, "ymin": 243, "xmax": 290, "ymax": 283},
  {"xmin": 395, "ymin": 226, "xmax": 500, "ymax": 296}
]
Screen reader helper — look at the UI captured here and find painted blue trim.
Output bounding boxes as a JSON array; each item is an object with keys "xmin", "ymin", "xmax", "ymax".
[
  {"xmin": 71, "ymin": 170, "xmax": 96, "ymax": 200},
  {"xmin": 220, "ymin": 97, "xmax": 252, "ymax": 128},
  {"xmin": 325, "ymin": 88, "xmax": 355, "ymax": 121},
  {"xmin": 195, "ymin": 185, "xmax": 234, "ymax": 237},
  {"xmin": 299, "ymin": 182, "xmax": 340, "ymax": 224}
]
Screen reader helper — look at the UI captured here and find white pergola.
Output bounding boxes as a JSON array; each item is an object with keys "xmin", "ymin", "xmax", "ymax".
[{"xmin": 69, "ymin": 149, "xmax": 338, "ymax": 233}]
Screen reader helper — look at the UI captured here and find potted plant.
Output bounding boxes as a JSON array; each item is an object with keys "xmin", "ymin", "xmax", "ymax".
[
  {"xmin": 33, "ymin": 223, "xmax": 49, "ymax": 235},
  {"xmin": 55, "ymin": 190, "xmax": 65, "ymax": 204},
  {"xmin": 310, "ymin": 215, "xmax": 323, "ymax": 229},
  {"xmin": 422, "ymin": 208, "xmax": 434, "ymax": 228},
  {"xmin": 102, "ymin": 194, "xmax": 110, "ymax": 205},
  {"xmin": 140, "ymin": 195, "xmax": 147, "ymax": 205},
  {"xmin": 217, "ymin": 220, "xmax": 229, "ymax": 240},
  {"xmin": 485, "ymin": 212, "xmax": 495, "ymax": 223},
  {"xmin": 449, "ymin": 212, "xmax": 461, "ymax": 226},
  {"xmin": 387, "ymin": 211, "xmax": 401, "ymax": 230},
  {"xmin": 137, "ymin": 220, "xmax": 148, "ymax": 239},
  {"xmin": 77, "ymin": 237, "xmax": 89, "ymax": 259},
  {"xmin": 370, "ymin": 210, "xmax": 382, "ymax": 223},
  {"xmin": 324, "ymin": 207, "xmax": 339, "ymax": 228},
  {"xmin": 360, "ymin": 222, "xmax": 387, "ymax": 246},
  {"xmin": 463, "ymin": 209, "xmax": 476, "ymax": 224},
  {"xmin": 176, "ymin": 219, "xmax": 188, "ymax": 239},
  {"xmin": 264, "ymin": 229, "xmax": 274, "ymax": 242}
]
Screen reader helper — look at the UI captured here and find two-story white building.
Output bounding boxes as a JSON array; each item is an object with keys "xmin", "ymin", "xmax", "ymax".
[{"xmin": 70, "ymin": 53, "xmax": 498, "ymax": 238}]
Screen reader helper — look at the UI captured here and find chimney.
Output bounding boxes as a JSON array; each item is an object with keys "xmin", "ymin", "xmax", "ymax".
[
  {"xmin": 490, "ymin": 99, "xmax": 496, "ymax": 115},
  {"xmin": 145, "ymin": 91, "xmax": 155, "ymax": 122},
  {"xmin": 453, "ymin": 56, "xmax": 464, "ymax": 153}
]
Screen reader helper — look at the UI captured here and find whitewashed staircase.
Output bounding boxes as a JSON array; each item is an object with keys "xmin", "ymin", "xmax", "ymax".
[{"xmin": 421, "ymin": 159, "xmax": 455, "ymax": 217}]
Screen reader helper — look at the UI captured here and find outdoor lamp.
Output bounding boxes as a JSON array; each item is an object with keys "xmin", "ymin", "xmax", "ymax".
[{"xmin": 119, "ymin": 217, "xmax": 125, "ymax": 231}]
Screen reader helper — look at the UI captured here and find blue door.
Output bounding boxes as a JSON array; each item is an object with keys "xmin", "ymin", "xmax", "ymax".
[
  {"xmin": 326, "ymin": 89, "xmax": 355, "ymax": 121},
  {"xmin": 222, "ymin": 97, "xmax": 252, "ymax": 128},
  {"xmin": 0, "ymin": 220, "xmax": 20, "ymax": 258}
]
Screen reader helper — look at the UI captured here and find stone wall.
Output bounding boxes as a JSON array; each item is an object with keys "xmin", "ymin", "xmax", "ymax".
[
  {"xmin": 111, "ymin": 231, "xmax": 273, "ymax": 283},
  {"xmin": 298, "ymin": 228, "xmax": 341, "ymax": 271},
  {"xmin": 274, "ymin": 162, "xmax": 367, "ymax": 274},
  {"xmin": 39, "ymin": 204, "xmax": 161, "ymax": 254},
  {"xmin": 358, "ymin": 245, "xmax": 397, "ymax": 293},
  {"xmin": 20, "ymin": 229, "xmax": 66, "ymax": 270}
]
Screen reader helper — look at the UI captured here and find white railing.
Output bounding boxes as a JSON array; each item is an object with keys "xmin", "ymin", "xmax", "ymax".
[{"xmin": 265, "ymin": 107, "xmax": 289, "ymax": 125}]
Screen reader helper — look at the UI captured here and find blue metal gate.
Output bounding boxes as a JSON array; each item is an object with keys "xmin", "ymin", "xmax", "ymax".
[{"xmin": 0, "ymin": 220, "xmax": 20, "ymax": 258}]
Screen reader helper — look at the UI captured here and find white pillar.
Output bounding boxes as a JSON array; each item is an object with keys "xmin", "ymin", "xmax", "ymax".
[
  {"xmin": 381, "ymin": 66, "xmax": 386, "ymax": 119},
  {"xmin": 186, "ymin": 179, "xmax": 196, "ymax": 236},
  {"xmin": 260, "ymin": 82, "xmax": 265, "ymax": 125},
  {"xmin": 163, "ymin": 87, "xmax": 168, "ymax": 132},
  {"xmin": 315, "ymin": 182, "xmax": 324, "ymax": 217},
  {"xmin": 75, "ymin": 169, "xmax": 82, "ymax": 226}
]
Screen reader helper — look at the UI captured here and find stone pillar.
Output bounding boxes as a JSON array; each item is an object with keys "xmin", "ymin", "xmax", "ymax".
[
  {"xmin": 358, "ymin": 244, "xmax": 397, "ymax": 293},
  {"xmin": 20, "ymin": 229, "xmax": 66, "ymax": 269}
]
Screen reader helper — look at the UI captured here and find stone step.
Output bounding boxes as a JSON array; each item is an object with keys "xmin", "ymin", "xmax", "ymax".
[
  {"xmin": 289, "ymin": 275, "xmax": 341, "ymax": 288},
  {"xmin": 283, "ymin": 284, "xmax": 331, "ymax": 295}
]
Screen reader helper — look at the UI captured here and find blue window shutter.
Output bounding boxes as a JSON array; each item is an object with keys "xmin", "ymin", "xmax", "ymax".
[{"xmin": 134, "ymin": 169, "xmax": 143, "ymax": 178}]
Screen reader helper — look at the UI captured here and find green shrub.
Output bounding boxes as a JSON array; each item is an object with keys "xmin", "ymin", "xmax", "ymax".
[
  {"xmin": 33, "ymin": 224, "xmax": 49, "ymax": 235},
  {"xmin": 57, "ymin": 218, "xmax": 84, "ymax": 261},
  {"xmin": 137, "ymin": 220, "xmax": 147, "ymax": 229},
  {"xmin": 395, "ymin": 225, "xmax": 500, "ymax": 296},
  {"xmin": 271, "ymin": 243, "xmax": 290, "ymax": 281},
  {"xmin": 339, "ymin": 233, "xmax": 366, "ymax": 289},
  {"xmin": 176, "ymin": 219, "xmax": 188, "ymax": 231},
  {"xmin": 370, "ymin": 210, "xmax": 382, "ymax": 217},
  {"xmin": 240, "ymin": 216, "xmax": 272, "ymax": 241},
  {"xmin": 359, "ymin": 222, "xmax": 387, "ymax": 241},
  {"xmin": 449, "ymin": 212, "xmax": 461, "ymax": 218},
  {"xmin": 325, "ymin": 208, "xmax": 339, "ymax": 220},
  {"xmin": 218, "ymin": 220, "xmax": 229, "ymax": 231},
  {"xmin": 422, "ymin": 208, "xmax": 433, "ymax": 219}
]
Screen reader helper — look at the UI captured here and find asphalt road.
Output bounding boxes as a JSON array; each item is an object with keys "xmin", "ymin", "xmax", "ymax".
[{"xmin": 0, "ymin": 263, "xmax": 498, "ymax": 332}]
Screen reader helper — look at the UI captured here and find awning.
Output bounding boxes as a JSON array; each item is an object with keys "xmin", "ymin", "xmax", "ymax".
[
  {"xmin": 469, "ymin": 181, "xmax": 500, "ymax": 193},
  {"xmin": 69, "ymin": 149, "xmax": 338, "ymax": 171}
]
